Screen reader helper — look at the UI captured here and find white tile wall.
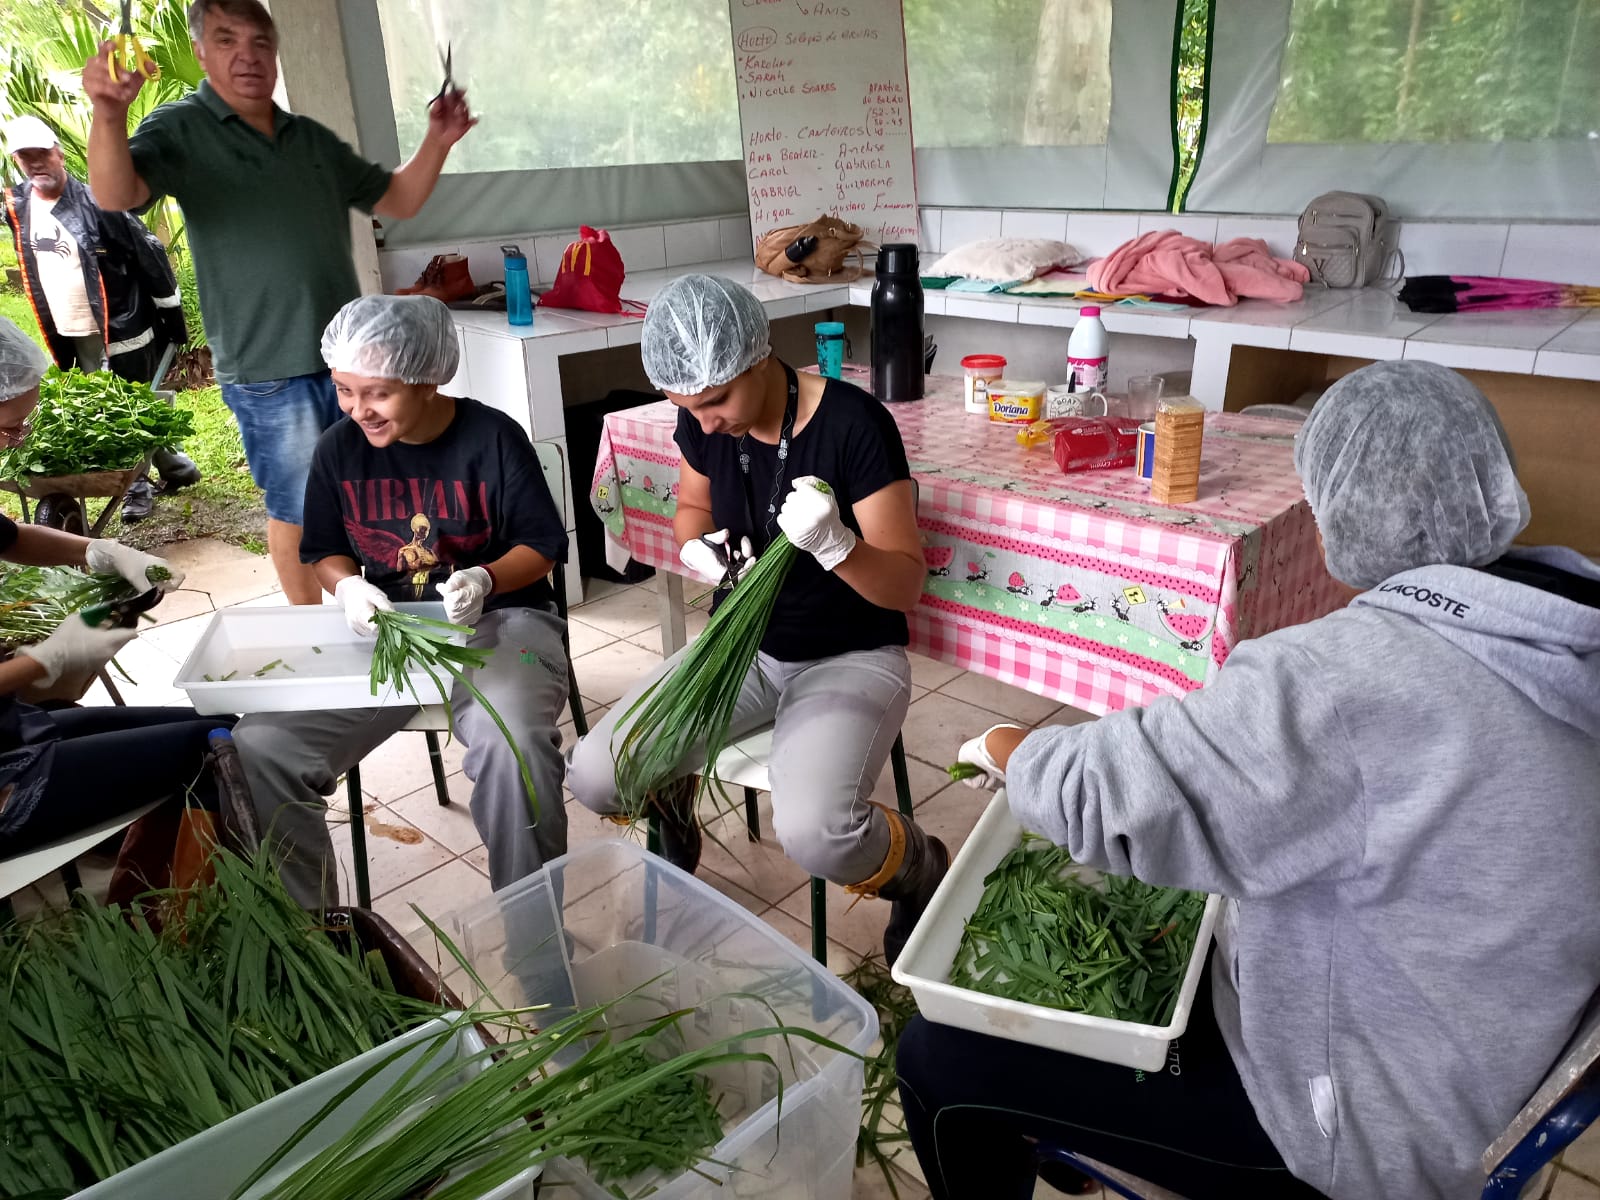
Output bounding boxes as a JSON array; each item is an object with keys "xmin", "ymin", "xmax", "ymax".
[
  {"xmin": 719, "ymin": 216, "xmax": 754, "ymax": 259},
  {"xmin": 1397, "ymin": 222, "xmax": 1510, "ymax": 277},
  {"xmin": 998, "ymin": 210, "xmax": 1070, "ymax": 243},
  {"xmin": 664, "ymin": 220, "xmax": 722, "ymax": 268},
  {"xmin": 379, "ymin": 245, "xmax": 438, "ymax": 293},
  {"xmin": 532, "ymin": 233, "xmax": 578, "ymax": 285},
  {"xmin": 1500, "ymin": 224, "xmax": 1600, "ymax": 287},
  {"xmin": 1137, "ymin": 213, "xmax": 1219, "ymax": 243},
  {"xmin": 459, "ymin": 240, "xmax": 509, "ymax": 288},
  {"xmin": 1214, "ymin": 216, "xmax": 1300, "ymax": 259},
  {"xmin": 919, "ymin": 208, "xmax": 942, "ymax": 255},
  {"xmin": 606, "ymin": 225, "xmax": 667, "ymax": 274},
  {"xmin": 1064, "ymin": 212, "xmax": 1141, "ymax": 258},
  {"xmin": 938, "ymin": 208, "xmax": 1004, "ymax": 252}
]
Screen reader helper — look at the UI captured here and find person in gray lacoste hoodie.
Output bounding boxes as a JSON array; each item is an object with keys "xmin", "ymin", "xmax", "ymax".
[{"xmin": 897, "ymin": 360, "xmax": 1600, "ymax": 1200}]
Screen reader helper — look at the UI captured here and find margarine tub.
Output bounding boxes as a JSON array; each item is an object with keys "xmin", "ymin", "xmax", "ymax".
[{"xmin": 988, "ymin": 380, "xmax": 1047, "ymax": 424}]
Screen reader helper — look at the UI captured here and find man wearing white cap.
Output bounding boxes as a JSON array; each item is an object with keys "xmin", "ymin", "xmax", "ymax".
[{"xmin": 2, "ymin": 114, "xmax": 199, "ymax": 521}]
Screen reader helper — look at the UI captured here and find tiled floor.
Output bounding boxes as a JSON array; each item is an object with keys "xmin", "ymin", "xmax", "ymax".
[{"xmin": 18, "ymin": 539, "xmax": 1600, "ymax": 1200}]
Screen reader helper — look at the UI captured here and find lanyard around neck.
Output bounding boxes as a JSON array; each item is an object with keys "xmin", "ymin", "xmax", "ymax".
[{"xmin": 737, "ymin": 360, "xmax": 799, "ymax": 547}]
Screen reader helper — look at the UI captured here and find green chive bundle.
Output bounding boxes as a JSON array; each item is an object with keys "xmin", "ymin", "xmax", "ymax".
[
  {"xmin": 950, "ymin": 835, "xmax": 1207, "ymax": 1025},
  {"xmin": 611, "ymin": 523, "xmax": 809, "ymax": 820},
  {"xmin": 564, "ymin": 1042, "xmax": 726, "ymax": 1188},
  {"xmin": 0, "ymin": 853, "xmax": 438, "ymax": 1197},
  {"xmin": 0, "ymin": 566, "xmax": 138, "ymax": 648},
  {"xmin": 368, "ymin": 610, "xmax": 539, "ymax": 819}
]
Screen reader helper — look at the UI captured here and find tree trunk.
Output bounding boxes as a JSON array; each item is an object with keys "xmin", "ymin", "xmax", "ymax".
[
  {"xmin": 1395, "ymin": 0, "xmax": 1428, "ymax": 135},
  {"xmin": 1023, "ymin": 0, "xmax": 1113, "ymax": 146}
]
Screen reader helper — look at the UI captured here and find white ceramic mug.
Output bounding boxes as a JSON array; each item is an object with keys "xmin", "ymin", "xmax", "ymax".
[{"xmin": 1045, "ymin": 386, "xmax": 1109, "ymax": 420}]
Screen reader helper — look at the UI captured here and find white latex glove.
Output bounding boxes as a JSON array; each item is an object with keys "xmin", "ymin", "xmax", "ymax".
[
  {"xmin": 678, "ymin": 529, "xmax": 754, "ymax": 587},
  {"xmin": 21, "ymin": 619, "xmax": 138, "ymax": 687},
  {"xmin": 84, "ymin": 539, "xmax": 185, "ymax": 593},
  {"xmin": 437, "ymin": 566, "xmax": 492, "ymax": 627},
  {"xmin": 776, "ymin": 475, "xmax": 856, "ymax": 572},
  {"xmin": 334, "ymin": 574, "xmax": 394, "ymax": 638},
  {"xmin": 954, "ymin": 723, "xmax": 1024, "ymax": 790}
]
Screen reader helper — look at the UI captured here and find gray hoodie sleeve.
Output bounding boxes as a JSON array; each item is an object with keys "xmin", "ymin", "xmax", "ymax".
[{"xmin": 1006, "ymin": 633, "xmax": 1368, "ymax": 898}]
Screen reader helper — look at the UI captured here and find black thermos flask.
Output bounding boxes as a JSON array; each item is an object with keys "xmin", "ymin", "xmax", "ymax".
[{"xmin": 871, "ymin": 243, "xmax": 924, "ymax": 403}]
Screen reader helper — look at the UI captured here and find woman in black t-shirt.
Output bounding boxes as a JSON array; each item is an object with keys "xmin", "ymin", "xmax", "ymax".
[{"xmin": 568, "ymin": 275, "xmax": 947, "ymax": 964}]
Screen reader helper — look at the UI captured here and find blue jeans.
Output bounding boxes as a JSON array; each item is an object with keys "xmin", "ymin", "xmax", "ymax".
[{"xmin": 221, "ymin": 371, "xmax": 343, "ymax": 524}]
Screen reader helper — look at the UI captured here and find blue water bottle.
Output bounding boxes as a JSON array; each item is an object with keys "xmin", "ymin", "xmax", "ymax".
[{"xmin": 502, "ymin": 243, "xmax": 532, "ymax": 327}]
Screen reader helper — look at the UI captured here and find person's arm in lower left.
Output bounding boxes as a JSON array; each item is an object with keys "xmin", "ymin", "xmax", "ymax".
[
  {"xmin": 6, "ymin": 523, "xmax": 90, "ymax": 567},
  {"xmin": 0, "ymin": 655, "xmax": 45, "ymax": 692}
]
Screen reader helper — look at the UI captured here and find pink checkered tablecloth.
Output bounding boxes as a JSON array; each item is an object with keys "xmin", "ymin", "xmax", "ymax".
[{"xmin": 591, "ymin": 369, "xmax": 1342, "ymax": 715}]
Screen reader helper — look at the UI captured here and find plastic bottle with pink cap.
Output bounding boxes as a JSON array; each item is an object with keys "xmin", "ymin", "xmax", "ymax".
[{"xmin": 1066, "ymin": 305, "xmax": 1109, "ymax": 393}]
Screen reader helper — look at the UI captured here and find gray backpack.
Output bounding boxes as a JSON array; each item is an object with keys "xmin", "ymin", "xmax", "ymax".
[{"xmin": 1294, "ymin": 192, "xmax": 1402, "ymax": 288}]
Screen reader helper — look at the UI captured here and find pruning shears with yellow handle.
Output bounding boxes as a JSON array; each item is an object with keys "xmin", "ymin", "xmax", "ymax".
[{"xmin": 108, "ymin": 0, "xmax": 160, "ymax": 84}]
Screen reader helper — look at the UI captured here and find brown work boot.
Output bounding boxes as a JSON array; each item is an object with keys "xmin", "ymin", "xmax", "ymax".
[
  {"xmin": 649, "ymin": 776, "xmax": 702, "ymax": 875},
  {"xmin": 845, "ymin": 806, "xmax": 949, "ymax": 967},
  {"xmin": 396, "ymin": 253, "xmax": 476, "ymax": 302}
]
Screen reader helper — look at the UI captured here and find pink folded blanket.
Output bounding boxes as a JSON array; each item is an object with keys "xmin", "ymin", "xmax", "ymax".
[{"xmin": 1087, "ymin": 230, "xmax": 1310, "ymax": 306}]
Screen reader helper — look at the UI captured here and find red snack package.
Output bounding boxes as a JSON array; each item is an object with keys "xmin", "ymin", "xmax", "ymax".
[{"xmin": 1053, "ymin": 416, "xmax": 1143, "ymax": 473}]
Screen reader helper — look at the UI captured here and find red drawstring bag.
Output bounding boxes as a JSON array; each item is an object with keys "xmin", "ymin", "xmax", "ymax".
[{"xmin": 538, "ymin": 226, "xmax": 645, "ymax": 315}]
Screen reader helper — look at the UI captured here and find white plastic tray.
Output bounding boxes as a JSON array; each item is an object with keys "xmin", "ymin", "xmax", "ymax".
[
  {"xmin": 71, "ymin": 1016, "xmax": 538, "ymax": 1200},
  {"xmin": 175, "ymin": 602, "xmax": 457, "ymax": 715},
  {"xmin": 892, "ymin": 792, "xmax": 1220, "ymax": 1070}
]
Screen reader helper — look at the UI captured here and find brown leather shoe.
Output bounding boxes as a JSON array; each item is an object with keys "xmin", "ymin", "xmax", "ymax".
[{"xmin": 397, "ymin": 253, "xmax": 476, "ymax": 302}]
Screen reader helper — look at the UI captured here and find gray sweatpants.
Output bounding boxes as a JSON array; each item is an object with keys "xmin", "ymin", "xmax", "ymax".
[
  {"xmin": 234, "ymin": 607, "xmax": 571, "ymax": 908},
  {"xmin": 567, "ymin": 643, "xmax": 911, "ymax": 884}
]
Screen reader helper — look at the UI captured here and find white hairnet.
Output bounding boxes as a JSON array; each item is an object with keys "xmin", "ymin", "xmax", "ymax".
[
  {"xmin": 321, "ymin": 294, "xmax": 460, "ymax": 385},
  {"xmin": 640, "ymin": 274, "xmax": 770, "ymax": 394},
  {"xmin": 1293, "ymin": 360, "xmax": 1530, "ymax": 588},
  {"xmin": 0, "ymin": 317, "xmax": 49, "ymax": 400}
]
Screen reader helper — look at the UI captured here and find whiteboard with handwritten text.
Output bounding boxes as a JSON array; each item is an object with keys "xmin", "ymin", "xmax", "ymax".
[{"xmin": 728, "ymin": 0, "xmax": 919, "ymax": 251}]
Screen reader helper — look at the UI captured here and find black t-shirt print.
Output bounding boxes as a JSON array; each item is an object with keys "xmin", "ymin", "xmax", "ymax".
[
  {"xmin": 300, "ymin": 397, "xmax": 569, "ymax": 613},
  {"xmin": 675, "ymin": 372, "xmax": 911, "ymax": 662}
]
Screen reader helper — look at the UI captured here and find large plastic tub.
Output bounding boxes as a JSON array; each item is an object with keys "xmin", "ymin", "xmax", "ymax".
[
  {"xmin": 175, "ymin": 601, "xmax": 456, "ymax": 714},
  {"xmin": 69, "ymin": 1016, "xmax": 538, "ymax": 1200},
  {"xmin": 893, "ymin": 792, "xmax": 1220, "ymax": 1071},
  {"xmin": 441, "ymin": 839, "xmax": 878, "ymax": 1200}
]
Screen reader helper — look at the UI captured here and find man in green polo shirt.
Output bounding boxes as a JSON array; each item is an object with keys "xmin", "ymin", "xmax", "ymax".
[{"xmin": 81, "ymin": 0, "xmax": 475, "ymax": 604}]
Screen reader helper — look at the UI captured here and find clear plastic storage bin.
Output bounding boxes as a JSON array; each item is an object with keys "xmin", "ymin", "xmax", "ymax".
[{"xmin": 441, "ymin": 840, "xmax": 879, "ymax": 1200}]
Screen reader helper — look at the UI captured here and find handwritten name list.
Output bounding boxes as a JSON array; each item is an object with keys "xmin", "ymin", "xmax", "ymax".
[{"xmin": 728, "ymin": 0, "xmax": 919, "ymax": 249}]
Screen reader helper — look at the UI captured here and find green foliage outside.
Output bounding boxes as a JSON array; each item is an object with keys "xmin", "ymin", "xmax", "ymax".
[
  {"xmin": 1, "ymin": 0, "xmax": 205, "ymax": 348},
  {"xmin": 377, "ymin": 0, "xmax": 742, "ymax": 174},
  {"xmin": 1270, "ymin": 0, "xmax": 1600, "ymax": 144},
  {"xmin": 1172, "ymin": 0, "xmax": 1211, "ymax": 211},
  {"xmin": 904, "ymin": 0, "xmax": 1113, "ymax": 150}
]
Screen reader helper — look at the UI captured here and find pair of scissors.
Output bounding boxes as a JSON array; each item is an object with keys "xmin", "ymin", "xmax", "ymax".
[
  {"xmin": 429, "ymin": 42, "xmax": 459, "ymax": 106},
  {"xmin": 697, "ymin": 533, "xmax": 750, "ymax": 592},
  {"xmin": 79, "ymin": 587, "xmax": 163, "ymax": 630},
  {"xmin": 109, "ymin": 0, "xmax": 160, "ymax": 84}
]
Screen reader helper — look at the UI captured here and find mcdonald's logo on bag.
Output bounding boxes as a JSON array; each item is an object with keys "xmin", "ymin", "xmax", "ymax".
[
  {"xmin": 564, "ymin": 241, "xmax": 594, "ymax": 276},
  {"xmin": 542, "ymin": 225, "xmax": 644, "ymax": 314}
]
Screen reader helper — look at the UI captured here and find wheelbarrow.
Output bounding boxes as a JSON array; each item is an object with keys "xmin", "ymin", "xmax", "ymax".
[{"xmin": 0, "ymin": 348, "xmax": 181, "ymax": 535}]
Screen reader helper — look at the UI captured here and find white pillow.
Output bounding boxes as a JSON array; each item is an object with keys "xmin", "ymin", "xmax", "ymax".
[{"xmin": 929, "ymin": 237, "xmax": 1082, "ymax": 283}]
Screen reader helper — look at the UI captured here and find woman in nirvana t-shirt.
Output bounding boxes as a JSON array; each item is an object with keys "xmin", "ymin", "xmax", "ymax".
[{"xmin": 568, "ymin": 274, "xmax": 946, "ymax": 964}]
